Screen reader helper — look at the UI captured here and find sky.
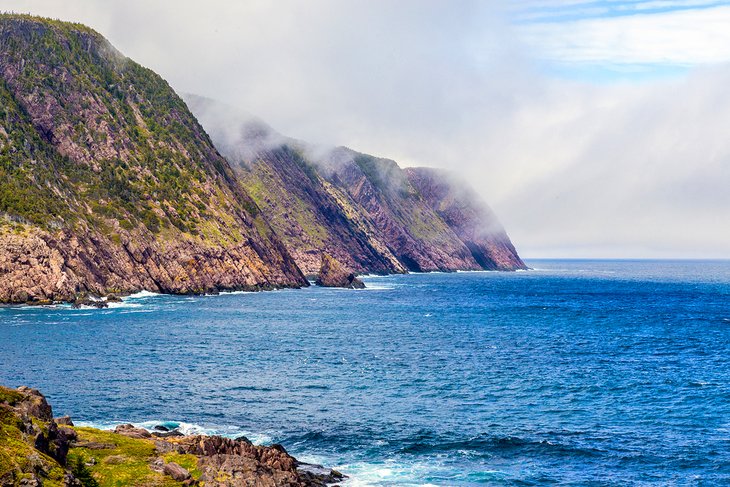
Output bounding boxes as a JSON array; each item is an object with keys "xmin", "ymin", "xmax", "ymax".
[{"xmin": 3, "ymin": 0, "xmax": 729, "ymax": 258}]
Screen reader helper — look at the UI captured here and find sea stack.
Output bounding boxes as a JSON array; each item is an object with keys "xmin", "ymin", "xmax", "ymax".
[{"xmin": 316, "ymin": 254, "xmax": 366, "ymax": 289}]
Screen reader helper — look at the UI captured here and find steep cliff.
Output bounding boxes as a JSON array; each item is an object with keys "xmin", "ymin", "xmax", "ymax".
[
  {"xmin": 187, "ymin": 96, "xmax": 525, "ymax": 274},
  {"xmin": 185, "ymin": 95, "xmax": 405, "ymax": 276},
  {"xmin": 404, "ymin": 168, "xmax": 527, "ymax": 270},
  {"xmin": 0, "ymin": 15, "xmax": 307, "ymax": 303}
]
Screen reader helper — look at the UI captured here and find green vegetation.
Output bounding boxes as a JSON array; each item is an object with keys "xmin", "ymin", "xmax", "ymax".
[
  {"xmin": 1, "ymin": 384, "xmax": 194, "ymax": 487},
  {"xmin": 241, "ymin": 157, "xmax": 331, "ymax": 248},
  {"xmin": 0, "ymin": 14, "xmax": 253, "ymax": 244},
  {"xmin": 70, "ymin": 427, "xmax": 179, "ymax": 486},
  {"xmin": 0, "ymin": 402, "xmax": 66, "ymax": 486},
  {"xmin": 68, "ymin": 453, "xmax": 100, "ymax": 487}
]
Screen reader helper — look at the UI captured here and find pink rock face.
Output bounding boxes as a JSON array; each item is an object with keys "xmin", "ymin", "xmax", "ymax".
[
  {"xmin": 187, "ymin": 96, "xmax": 526, "ymax": 276},
  {"xmin": 404, "ymin": 167, "xmax": 527, "ymax": 271}
]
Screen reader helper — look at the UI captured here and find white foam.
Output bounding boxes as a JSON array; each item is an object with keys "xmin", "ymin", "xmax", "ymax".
[
  {"xmin": 125, "ymin": 290, "xmax": 162, "ymax": 299},
  {"xmin": 360, "ymin": 285, "xmax": 394, "ymax": 291},
  {"xmin": 338, "ymin": 459, "xmax": 447, "ymax": 486}
]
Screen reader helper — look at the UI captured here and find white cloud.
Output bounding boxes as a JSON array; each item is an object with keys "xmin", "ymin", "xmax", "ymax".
[{"xmin": 519, "ymin": 4, "xmax": 730, "ymax": 66}]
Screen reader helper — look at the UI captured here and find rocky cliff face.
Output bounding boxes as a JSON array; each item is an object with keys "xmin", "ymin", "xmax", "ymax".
[
  {"xmin": 186, "ymin": 96, "xmax": 525, "ymax": 275},
  {"xmin": 185, "ymin": 95, "xmax": 405, "ymax": 276},
  {"xmin": 405, "ymin": 168, "xmax": 527, "ymax": 271},
  {"xmin": 0, "ymin": 15, "xmax": 307, "ymax": 303}
]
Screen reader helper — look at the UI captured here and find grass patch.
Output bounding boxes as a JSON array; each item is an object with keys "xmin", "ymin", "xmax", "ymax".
[{"xmin": 70, "ymin": 427, "xmax": 181, "ymax": 487}]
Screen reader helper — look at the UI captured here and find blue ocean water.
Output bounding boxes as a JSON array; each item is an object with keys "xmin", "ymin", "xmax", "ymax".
[{"xmin": 1, "ymin": 260, "xmax": 730, "ymax": 486}]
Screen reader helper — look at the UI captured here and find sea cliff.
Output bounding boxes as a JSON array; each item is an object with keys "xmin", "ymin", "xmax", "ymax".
[
  {"xmin": 0, "ymin": 15, "xmax": 307, "ymax": 304},
  {"xmin": 0, "ymin": 14, "xmax": 526, "ymax": 304},
  {"xmin": 186, "ymin": 96, "xmax": 526, "ymax": 276}
]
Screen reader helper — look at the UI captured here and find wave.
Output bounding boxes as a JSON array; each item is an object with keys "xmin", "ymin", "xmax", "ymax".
[
  {"xmin": 125, "ymin": 290, "xmax": 162, "ymax": 299},
  {"xmin": 360, "ymin": 285, "xmax": 394, "ymax": 291},
  {"xmin": 396, "ymin": 433, "xmax": 604, "ymax": 459}
]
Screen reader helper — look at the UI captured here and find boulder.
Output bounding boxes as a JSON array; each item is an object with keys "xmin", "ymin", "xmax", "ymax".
[
  {"xmin": 163, "ymin": 462, "xmax": 191, "ymax": 481},
  {"xmin": 113, "ymin": 423, "xmax": 151, "ymax": 438},
  {"xmin": 315, "ymin": 254, "xmax": 365, "ymax": 289}
]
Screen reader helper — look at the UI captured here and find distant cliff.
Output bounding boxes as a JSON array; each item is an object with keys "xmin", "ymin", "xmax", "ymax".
[
  {"xmin": 186, "ymin": 96, "xmax": 526, "ymax": 275},
  {"xmin": 405, "ymin": 168, "xmax": 527, "ymax": 270},
  {"xmin": 0, "ymin": 15, "xmax": 307, "ymax": 303}
]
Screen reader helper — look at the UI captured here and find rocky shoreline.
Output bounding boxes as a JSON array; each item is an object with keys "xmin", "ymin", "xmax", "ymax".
[{"xmin": 0, "ymin": 385, "xmax": 345, "ymax": 486}]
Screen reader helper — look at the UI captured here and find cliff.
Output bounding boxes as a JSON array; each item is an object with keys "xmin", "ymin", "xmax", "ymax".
[
  {"xmin": 405, "ymin": 168, "xmax": 527, "ymax": 270},
  {"xmin": 186, "ymin": 96, "xmax": 525, "ymax": 275},
  {"xmin": 0, "ymin": 385, "xmax": 343, "ymax": 486},
  {"xmin": 185, "ymin": 95, "xmax": 405, "ymax": 276},
  {"xmin": 0, "ymin": 15, "xmax": 307, "ymax": 304}
]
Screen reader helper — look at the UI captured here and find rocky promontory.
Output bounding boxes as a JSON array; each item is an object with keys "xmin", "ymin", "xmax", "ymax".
[
  {"xmin": 0, "ymin": 14, "xmax": 527, "ymax": 304},
  {"xmin": 0, "ymin": 385, "xmax": 344, "ymax": 486}
]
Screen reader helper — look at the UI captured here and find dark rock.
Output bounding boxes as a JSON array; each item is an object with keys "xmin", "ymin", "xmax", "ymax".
[
  {"xmin": 152, "ymin": 428, "xmax": 184, "ymax": 438},
  {"xmin": 298, "ymin": 462, "xmax": 347, "ymax": 485},
  {"xmin": 163, "ymin": 462, "xmax": 191, "ymax": 481},
  {"xmin": 15, "ymin": 386, "xmax": 53, "ymax": 421},
  {"xmin": 105, "ymin": 294, "xmax": 123, "ymax": 302},
  {"xmin": 55, "ymin": 415, "xmax": 74, "ymax": 426},
  {"xmin": 153, "ymin": 425, "xmax": 169, "ymax": 431},
  {"xmin": 316, "ymin": 254, "xmax": 365, "ymax": 289},
  {"xmin": 234, "ymin": 435, "xmax": 253, "ymax": 445},
  {"xmin": 71, "ymin": 295, "xmax": 108, "ymax": 309}
]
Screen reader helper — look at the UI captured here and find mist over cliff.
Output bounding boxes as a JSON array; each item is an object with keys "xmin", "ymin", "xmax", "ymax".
[{"xmin": 186, "ymin": 95, "xmax": 526, "ymax": 275}]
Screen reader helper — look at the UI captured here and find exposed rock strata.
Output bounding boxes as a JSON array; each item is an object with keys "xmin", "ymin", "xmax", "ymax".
[
  {"xmin": 405, "ymin": 167, "xmax": 527, "ymax": 271},
  {"xmin": 186, "ymin": 95, "xmax": 526, "ymax": 275}
]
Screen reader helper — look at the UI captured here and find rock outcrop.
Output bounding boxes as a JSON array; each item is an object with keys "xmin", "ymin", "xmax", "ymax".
[
  {"xmin": 316, "ymin": 254, "xmax": 365, "ymax": 289},
  {"xmin": 0, "ymin": 385, "xmax": 80, "ymax": 486},
  {"xmin": 0, "ymin": 15, "xmax": 307, "ymax": 304},
  {"xmin": 0, "ymin": 385, "xmax": 344, "ymax": 486},
  {"xmin": 186, "ymin": 95, "xmax": 526, "ymax": 275}
]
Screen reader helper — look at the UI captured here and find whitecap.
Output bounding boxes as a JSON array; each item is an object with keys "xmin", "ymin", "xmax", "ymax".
[{"xmin": 124, "ymin": 290, "xmax": 162, "ymax": 299}]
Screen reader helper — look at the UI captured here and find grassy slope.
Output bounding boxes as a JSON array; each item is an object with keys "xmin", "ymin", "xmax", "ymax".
[{"xmin": 1, "ymin": 383, "xmax": 195, "ymax": 487}]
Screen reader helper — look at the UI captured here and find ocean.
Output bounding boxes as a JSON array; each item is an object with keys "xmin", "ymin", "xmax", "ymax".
[{"xmin": 1, "ymin": 260, "xmax": 729, "ymax": 485}]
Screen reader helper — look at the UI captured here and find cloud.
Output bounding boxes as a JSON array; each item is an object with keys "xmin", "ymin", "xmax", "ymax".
[
  {"xmin": 518, "ymin": 4, "xmax": 730, "ymax": 66},
  {"xmin": 2, "ymin": 0, "xmax": 729, "ymax": 258}
]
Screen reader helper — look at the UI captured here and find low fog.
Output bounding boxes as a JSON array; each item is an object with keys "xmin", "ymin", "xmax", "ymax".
[{"xmin": 5, "ymin": 0, "xmax": 729, "ymax": 258}]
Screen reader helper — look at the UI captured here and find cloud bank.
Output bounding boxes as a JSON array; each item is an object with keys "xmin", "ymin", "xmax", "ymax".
[{"xmin": 3, "ymin": 0, "xmax": 729, "ymax": 258}]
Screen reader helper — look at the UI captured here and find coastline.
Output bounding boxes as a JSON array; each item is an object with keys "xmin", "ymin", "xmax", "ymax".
[
  {"xmin": 0, "ymin": 385, "xmax": 345, "ymax": 486},
  {"xmin": 0, "ymin": 266, "xmax": 530, "ymax": 308}
]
